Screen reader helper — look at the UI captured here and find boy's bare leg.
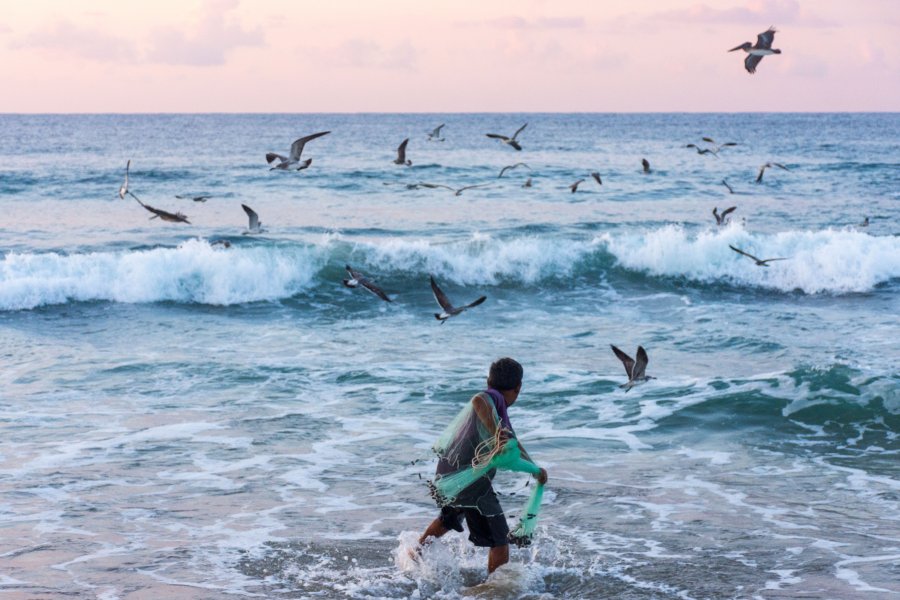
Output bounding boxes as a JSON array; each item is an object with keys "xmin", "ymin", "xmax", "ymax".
[
  {"xmin": 418, "ymin": 518, "xmax": 449, "ymax": 546},
  {"xmin": 488, "ymin": 544, "xmax": 509, "ymax": 573}
]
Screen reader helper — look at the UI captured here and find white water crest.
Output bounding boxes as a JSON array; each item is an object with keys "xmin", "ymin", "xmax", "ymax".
[
  {"xmin": 0, "ymin": 238, "xmax": 324, "ymax": 310},
  {"xmin": 2, "ymin": 226, "xmax": 898, "ymax": 310},
  {"xmin": 602, "ymin": 223, "xmax": 900, "ymax": 294},
  {"xmin": 363, "ymin": 232, "xmax": 597, "ymax": 285}
]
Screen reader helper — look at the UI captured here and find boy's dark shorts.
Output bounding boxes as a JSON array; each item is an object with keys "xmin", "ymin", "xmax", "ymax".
[{"xmin": 439, "ymin": 488, "xmax": 509, "ymax": 548}]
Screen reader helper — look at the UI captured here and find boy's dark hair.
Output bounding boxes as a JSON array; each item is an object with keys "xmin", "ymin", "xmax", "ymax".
[{"xmin": 488, "ymin": 357, "xmax": 523, "ymax": 391}]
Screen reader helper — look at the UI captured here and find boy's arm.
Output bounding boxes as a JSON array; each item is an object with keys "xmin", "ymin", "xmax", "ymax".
[
  {"xmin": 472, "ymin": 393, "xmax": 503, "ymax": 439},
  {"xmin": 472, "ymin": 393, "xmax": 547, "ymax": 484}
]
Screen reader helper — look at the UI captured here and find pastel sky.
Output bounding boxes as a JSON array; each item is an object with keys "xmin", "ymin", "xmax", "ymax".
[{"xmin": 2, "ymin": 0, "xmax": 899, "ymax": 112}]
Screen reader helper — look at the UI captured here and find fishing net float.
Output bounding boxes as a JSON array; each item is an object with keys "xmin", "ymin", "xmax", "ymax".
[{"xmin": 428, "ymin": 397, "xmax": 545, "ymax": 547}]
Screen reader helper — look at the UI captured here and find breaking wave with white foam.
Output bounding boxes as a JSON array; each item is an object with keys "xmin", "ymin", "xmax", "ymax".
[
  {"xmin": 1, "ymin": 226, "xmax": 897, "ymax": 310},
  {"xmin": 602, "ymin": 224, "xmax": 900, "ymax": 294}
]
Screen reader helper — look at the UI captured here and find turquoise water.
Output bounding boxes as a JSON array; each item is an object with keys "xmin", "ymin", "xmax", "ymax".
[{"xmin": 1, "ymin": 113, "xmax": 898, "ymax": 598}]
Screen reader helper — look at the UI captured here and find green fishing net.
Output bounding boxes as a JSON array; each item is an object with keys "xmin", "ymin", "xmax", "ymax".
[
  {"xmin": 427, "ymin": 394, "xmax": 545, "ymax": 547},
  {"xmin": 507, "ymin": 481, "xmax": 544, "ymax": 547}
]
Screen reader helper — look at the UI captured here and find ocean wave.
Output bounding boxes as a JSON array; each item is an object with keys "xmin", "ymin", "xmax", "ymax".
[
  {"xmin": 1, "ymin": 226, "xmax": 898, "ymax": 309},
  {"xmin": 0, "ymin": 239, "xmax": 324, "ymax": 310},
  {"xmin": 602, "ymin": 224, "xmax": 900, "ymax": 294}
]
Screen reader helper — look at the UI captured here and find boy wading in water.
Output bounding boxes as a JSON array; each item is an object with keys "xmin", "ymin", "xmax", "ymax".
[{"xmin": 418, "ymin": 358, "xmax": 548, "ymax": 574}]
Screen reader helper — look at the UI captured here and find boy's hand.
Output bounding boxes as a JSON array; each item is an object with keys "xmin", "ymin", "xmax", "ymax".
[{"xmin": 535, "ymin": 468, "xmax": 548, "ymax": 485}]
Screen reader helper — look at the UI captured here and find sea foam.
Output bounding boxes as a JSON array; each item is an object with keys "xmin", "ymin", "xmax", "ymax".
[
  {"xmin": 602, "ymin": 224, "xmax": 900, "ymax": 294},
  {"xmin": 0, "ymin": 238, "xmax": 323, "ymax": 310},
  {"xmin": 2, "ymin": 227, "xmax": 897, "ymax": 310}
]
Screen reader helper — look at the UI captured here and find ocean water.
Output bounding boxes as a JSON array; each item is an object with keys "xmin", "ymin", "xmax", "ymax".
[{"xmin": 0, "ymin": 113, "xmax": 898, "ymax": 599}]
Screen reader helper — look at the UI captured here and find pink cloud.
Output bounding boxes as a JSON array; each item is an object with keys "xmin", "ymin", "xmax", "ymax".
[
  {"xmin": 485, "ymin": 16, "xmax": 586, "ymax": 30},
  {"xmin": 321, "ymin": 39, "xmax": 418, "ymax": 71},
  {"xmin": 146, "ymin": 0, "xmax": 264, "ymax": 66},
  {"xmin": 648, "ymin": 0, "xmax": 836, "ymax": 28},
  {"xmin": 13, "ymin": 20, "xmax": 137, "ymax": 62}
]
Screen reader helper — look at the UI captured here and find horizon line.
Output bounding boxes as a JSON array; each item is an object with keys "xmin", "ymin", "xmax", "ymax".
[{"xmin": 2, "ymin": 110, "xmax": 898, "ymax": 116}]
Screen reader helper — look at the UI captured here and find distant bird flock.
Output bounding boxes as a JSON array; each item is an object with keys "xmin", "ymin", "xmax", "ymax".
[{"xmin": 111, "ymin": 27, "xmax": 869, "ymax": 388}]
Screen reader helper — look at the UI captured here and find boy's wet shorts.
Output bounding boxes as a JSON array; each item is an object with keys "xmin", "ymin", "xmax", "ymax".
[{"xmin": 439, "ymin": 489, "xmax": 509, "ymax": 548}]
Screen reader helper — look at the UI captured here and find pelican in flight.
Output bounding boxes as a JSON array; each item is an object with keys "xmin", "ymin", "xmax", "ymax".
[
  {"xmin": 569, "ymin": 179, "xmax": 585, "ymax": 193},
  {"xmin": 611, "ymin": 345, "xmax": 655, "ymax": 391},
  {"xmin": 430, "ymin": 276, "xmax": 486, "ymax": 323},
  {"xmin": 498, "ymin": 162, "xmax": 530, "ymax": 178},
  {"xmin": 642, "ymin": 158, "xmax": 651, "ymax": 173},
  {"xmin": 729, "ymin": 244, "xmax": 787, "ymax": 267},
  {"xmin": 175, "ymin": 194, "xmax": 212, "ymax": 202},
  {"xmin": 591, "ymin": 172, "xmax": 603, "ymax": 186},
  {"xmin": 729, "ymin": 27, "xmax": 781, "ymax": 74},
  {"xmin": 427, "ymin": 124, "xmax": 445, "ymax": 141},
  {"xmin": 713, "ymin": 206, "xmax": 737, "ymax": 225},
  {"xmin": 756, "ymin": 162, "xmax": 790, "ymax": 183},
  {"xmin": 343, "ymin": 265, "xmax": 391, "ymax": 302},
  {"xmin": 242, "ymin": 204, "xmax": 265, "ymax": 234},
  {"xmin": 486, "ymin": 123, "xmax": 528, "ymax": 151},
  {"xmin": 134, "ymin": 199, "xmax": 190, "ymax": 224},
  {"xmin": 394, "ymin": 138, "xmax": 412, "ymax": 166},
  {"xmin": 267, "ymin": 131, "xmax": 331, "ymax": 170},
  {"xmin": 118, "ymin": 160, "xmax": 140, "ymax": 201}
]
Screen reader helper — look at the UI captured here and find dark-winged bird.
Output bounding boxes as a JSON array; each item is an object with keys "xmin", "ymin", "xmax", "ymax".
[
  {"xmin": 267, "ymin": 131, "xmax": 330, "ymax": 170},
  {"xmin": 713, "ymin": 206, "xmax": 737, "ymax": 225},
  {"xmin": 729, "ymin": 244, "xmax": 787, "ymax": 267},
  {"xmin": 611, "ymin": 345, "xmax": 655, "ymax": 391},
  {"xmin": 486, "ymin": 123, "xmax": 528, "ymax": 151},
  {"xmin": 756, "ymin": 162, "xmax": 789, "ymax": 183},
  {"xmin": 394, "ymin": 138, "xmax": 412, "ymax": 166},
  {"xmin": 343, "ymin": 265, "xmax": 391, "ymax": 302},
  {"xmin": 241, "ymin": 204, "xmax": 265, "ymax": 234},
  {"xmin": 430, "ymin": 276, "xmax": 486, "ymax": 323},
  {"xmin": 135, "ymin": 200, "xmax": 190, "ymax": 224},
  {"xmin": 729, "ymin": 27, "xmax": 781, "ymax": 74}
]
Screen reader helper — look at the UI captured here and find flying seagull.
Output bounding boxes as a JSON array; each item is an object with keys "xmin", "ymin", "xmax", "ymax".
[
  {"xmin": 175, "ymin": 194, "xmax": 212, "ymax": 202},
  {"xmin": 498, "ymin": 162, "xmax": 531, "ymax": 178},
  {"xmin": 722, "ymin": 179, "xmax": 735, "ymax": 194},
  {"xmin": 134, "ymin": 199, "xmax": 190, "ymax": 224},
  {"xmin": 430, "ymin": 276, "xmax": 486, "ymax": 323},
  {"xmin": 427, "ymin": 124, "xmax": 445, "ymax": 141},
  {"xmin": 729, "ymin": 27, "xmax": 781, "ymax": 74},
  {"xmin": 569, "ymin": 179, "xmax": 585, "ymax": 193},
  {"xmin": 591, "ymin": 172, "xmax": 603, "ymax": 186},
  {"xmin": 610, "ymin": 345, "xmax": 655, "ymax": 391},
  {"xmin": 420, "ymin": 183, "xmax": 492, "ymax": 196},
  {"xmin": 266, "ymin": 131, "xmax": 331, "ymax": 170},
  {"xmin": 642, "ymin": 158, "xmax": 651, "ymax": 173},
  {"xmin": 394, "ymin": 138, "xmax": 412, "ymax": 166},
  {"xmin": 729, "ymin": 244, "xmax": 787, "ymax": 267},
  {"xmin": 713, "ymin": 206, "xmax": 737, "ymax": 225},
  {"xmin": 686, "ymin": 143, "xmax": 718, "ymax": 157},
  {"xmin": 702, "ymin": 137, "xmax": 738, "ymax": 153},
  {"xmin": 241, "ymin": 203, "xmax": 265, "ymax": 234},
  {"xmin": 486, "ymin": 123, "xmax": 528, "ymax": 151},
  {"xmin": 343, "ymin": 265, "xmax": 391, "ymax": 302},
  {"xmin": 756, "ymin": 162, "xmax": 790, "ymax": 183},
  {"xmin": 118, "ymin": 160, "xmax": 140, "ymax": 201}
]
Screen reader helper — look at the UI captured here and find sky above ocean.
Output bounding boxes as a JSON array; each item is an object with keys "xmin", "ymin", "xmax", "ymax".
[{"xmin": 1, "ymin": 0, "xmax": 899, "ymax": 112}]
